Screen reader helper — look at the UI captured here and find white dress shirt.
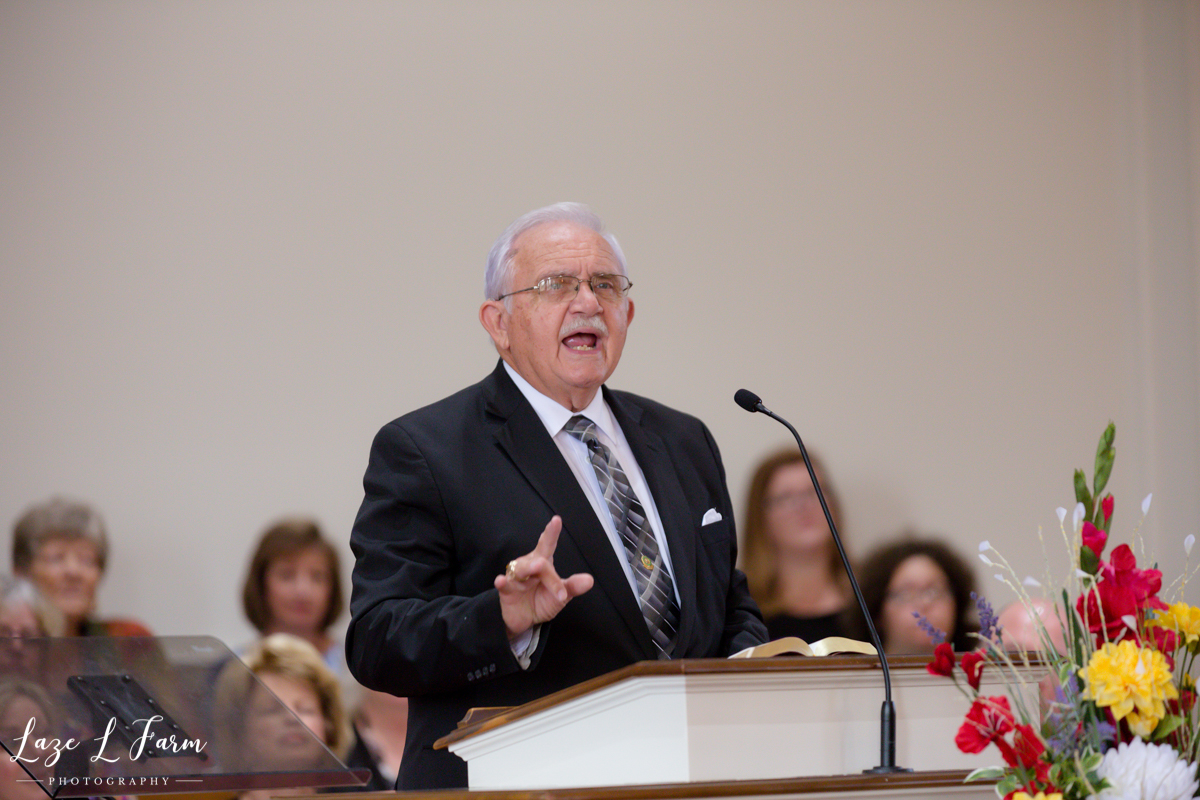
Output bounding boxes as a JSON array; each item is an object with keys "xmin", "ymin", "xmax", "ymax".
[{"xmin": 503, "ymin": 362, "xmax": 680, "ymax": 602}]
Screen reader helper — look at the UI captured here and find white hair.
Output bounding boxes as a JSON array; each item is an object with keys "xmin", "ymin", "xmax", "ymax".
[
  {"xmin": 0, "ymin": 574, "xmax": 65, "ymax": 635},
  {"xmin": 483, "ymin": 202, "xmax": 629, "ymax": 301}
]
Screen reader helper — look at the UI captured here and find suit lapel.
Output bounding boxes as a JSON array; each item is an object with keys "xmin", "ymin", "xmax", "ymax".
[
  {"xmin": 485, "ymin": 364, "xmax": 656, "ymax": 659},
  {"xmin": 604, "ymin": 389, "xmax": 698, "ymax": 654}
]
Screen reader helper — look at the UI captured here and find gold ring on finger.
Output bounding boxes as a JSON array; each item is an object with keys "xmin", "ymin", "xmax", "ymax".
[{"xmin": 506, "ymin": 560, "xmax": 519, "ymax": 581}]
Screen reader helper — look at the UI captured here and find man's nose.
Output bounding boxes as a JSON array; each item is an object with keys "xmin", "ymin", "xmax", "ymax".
[{"xmin": 569, "ymin": 280, "xmax": 603, "ymax": 313}]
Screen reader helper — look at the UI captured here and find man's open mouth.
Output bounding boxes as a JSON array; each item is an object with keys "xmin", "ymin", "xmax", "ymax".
[{"xmin": 563, "ymin": 333, "xmax": 598, "ymax": 351}]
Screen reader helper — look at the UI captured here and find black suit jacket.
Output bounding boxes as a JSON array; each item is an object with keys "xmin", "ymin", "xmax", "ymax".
[{"xmin": 346, "ymin": 362, "xmax": 767, "ymax": 789}]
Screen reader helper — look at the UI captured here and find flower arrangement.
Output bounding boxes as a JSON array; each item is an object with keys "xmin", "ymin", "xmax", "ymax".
[{"xmin": 927, "ymin": 424, "xmax": 1200, "ymax": 800}]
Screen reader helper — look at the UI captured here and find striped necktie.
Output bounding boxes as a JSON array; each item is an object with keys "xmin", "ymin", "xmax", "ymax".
[{"xmin": 564, "ymin": 415, "xmax": 679, "ymax": 658}]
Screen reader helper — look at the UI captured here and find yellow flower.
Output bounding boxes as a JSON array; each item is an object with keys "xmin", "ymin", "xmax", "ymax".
[
  {"xmin": 1079, "ymin": 639, "xmax": 1178, "ymax": 738},
  {"xmin": 1011, "ymin": 794, "xmax": 1062, "ymax": 800},
  {"xmin": 1150, "ymin": 602, "xmax": 1200, "ymax": 652}
]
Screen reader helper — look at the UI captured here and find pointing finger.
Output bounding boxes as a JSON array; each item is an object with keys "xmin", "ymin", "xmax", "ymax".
[{"xmin": 533, "ymin": 515, "xmax": 563, "ymax": 558}]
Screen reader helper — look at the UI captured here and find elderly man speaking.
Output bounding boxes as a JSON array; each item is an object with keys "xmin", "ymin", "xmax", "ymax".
[{"xmin": 347, "ymin": 203, "xmax": 767, "ymax": 789}]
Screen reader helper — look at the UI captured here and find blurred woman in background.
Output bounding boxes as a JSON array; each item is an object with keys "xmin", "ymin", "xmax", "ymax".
[
  {"xmin": 216, "ymin": 633, "xmax": 350, "ymax": 800},
  {"xmin": 0, "ymin": 679, "xmax": 59, "ymax": 800},
  {"xmin": 0, "ymin": 575, "xmax": 61, "ymax": 679},
  {"xmin": 11, "ymin": 497, "xmax": 150, "ymax": 637},
  {"xmin": 242, "ymin": 518, "xmax": 345, "ymax": 675},
  {"xmin": 741, "ymin": 448, "xmax": 858, "ymax": 642},
  {"xmin": 847, "ymin": 537, "xmax": 978, "ymax": 653}
]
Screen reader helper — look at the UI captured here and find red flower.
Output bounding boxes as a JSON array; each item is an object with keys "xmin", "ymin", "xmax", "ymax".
[
  {"xmin": 926, "ymin": 642, "xmax": 955, "ymax": 678},
  {"xmin": 1107, "ymin": 545, "xmax": 1166, "ymax": 608},
  {"xmin": 961, "ymin": 650, "xmax": 985, "ymax": 690},
  {"xmin": 955, "ymin": 696, "xmax": 1013, "ymax": 754},
  {"xmin": 991, "ymin": 724, "xmax": 1053, "ymax": 796},
  {"xmin": 1010, "ymin": 723, "xmax": 1049, "ymax": 781},
  {"xmin": 1076, "ymin": 580, "xmax": 1137, "ymax": 642},
  {"xmin": 1076, "ymin": 543, "xmax": 1167, "ymax": 643},
  {"xmin": 1101, "ymin": 494, "xmax": 1114, "ymax": 523},
  {"xmin": 1150, "ymin": 625, "xmax": 1178, "ymax": 668},
  {"xmin": 1082, "ymin": 521, "xmax": 1107, "ymax": 558}
]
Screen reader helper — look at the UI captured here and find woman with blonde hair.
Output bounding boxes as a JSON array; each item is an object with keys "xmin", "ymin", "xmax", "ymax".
[
  {"xmin": 215, "ymin": 634, "xmax": 350, "ymax": 799},
  {"xmin": 741, "ymin": 448, "xmax": 860, "ymax": 642}
]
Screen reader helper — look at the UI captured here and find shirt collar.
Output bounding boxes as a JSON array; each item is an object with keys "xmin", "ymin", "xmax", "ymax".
[{"xmin": 503, "ymin": 361, "xmax": 617, "ymax": 440}]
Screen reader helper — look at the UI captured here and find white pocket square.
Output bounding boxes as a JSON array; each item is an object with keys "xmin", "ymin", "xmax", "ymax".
[{"xmin": 701, "ymin": 508, "xmax": 723, "ymax": 526}]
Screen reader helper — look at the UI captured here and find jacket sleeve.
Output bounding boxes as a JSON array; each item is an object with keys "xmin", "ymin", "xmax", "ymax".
[{"xmin": 345, "ymin": 420, "xmax": 529, "ymax": 697}]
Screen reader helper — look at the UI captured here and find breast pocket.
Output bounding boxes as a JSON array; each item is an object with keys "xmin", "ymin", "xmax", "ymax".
[{"xmin": 696, "ymin": 517, "xmax": 733, "ymax": 588}]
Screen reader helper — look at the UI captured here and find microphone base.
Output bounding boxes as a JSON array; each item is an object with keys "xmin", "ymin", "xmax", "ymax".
[{"xmin": 862, "ymin": 766, "xmax": 914, "ymax": 774}]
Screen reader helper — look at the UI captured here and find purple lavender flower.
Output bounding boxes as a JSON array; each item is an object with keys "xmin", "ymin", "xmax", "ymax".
[
  {"xmin": 1042, "ymin": 711, "xmax": 1078, "ymax": 759},
  {"xmin": 972, "ymin": 591, "xmax": 1000, "ymax": 642},
  {"xmin": 1093, "ymin": 720, "xmax": 1116, "ymax": 751},
  {"xmin": 913, "ymin": 611, "xmax": 946, "ymax": 645}
]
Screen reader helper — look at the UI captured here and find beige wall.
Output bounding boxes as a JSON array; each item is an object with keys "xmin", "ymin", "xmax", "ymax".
[{"xmin": 1, "ymin": 0, "xmax": 1197, "ymax": 647}]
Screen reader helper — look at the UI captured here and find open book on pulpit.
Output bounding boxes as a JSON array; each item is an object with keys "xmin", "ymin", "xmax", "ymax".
[{"xmin": 729, "ymin": 635, "xmax": 877, "ymax": 658}]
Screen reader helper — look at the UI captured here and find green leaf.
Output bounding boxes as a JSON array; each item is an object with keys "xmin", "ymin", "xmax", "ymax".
[
  {"xmin": 1152, "ymin": 714, "xmax": 1185, "ymax": 740},
  {"xmin": 1080, "ymin": 545, "xmax": 1100, "ymax": 575},
  {"xmin": 1094, "ymin": 423, "xmax": 1115, "ymax": 497},
  {"xmin": 965, "ymin": 767, "xmax": 1007, "ymax": 783},
  {"xmin": 1074, "ymin": 469, "xmax": 1094, "ymax": 522},
  {"xmin": 996, "ymin": 774, "xmax": 1022, "ymax": 796},
  {"xmin": 1065, "ymin": 588, "xmax": 1087, "ymax": 665},
  {"xmin": 1094, "ymin": 452, "xmax": 1114, "ymax": 498},
  {"xmin": 1074, "ymin": 468, "xmax": 1089, "ymax": 504}
]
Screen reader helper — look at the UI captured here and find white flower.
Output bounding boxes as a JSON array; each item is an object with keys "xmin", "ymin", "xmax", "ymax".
[
  {"xmin": 1185, "ymin": 534, "xmax": 1195, "ymax": 556},
  {"xmin": 1074, "ymin": 502, "xmax": 1086, "ymax": 531},
  {"xmin": 1091, "ymin": 738, "xmax": 1199, "ymax": 800},
  {"xmin": 979, "ymin": 553, "xmax": 994, "ymax": 567},
  {"xmin": 1023, "ymin": 576, "xmax": 1041, "ymax": 587},
  {"xmin": 1057, "ymin": 506, "xmax": 1068, "ymax": 523},
  {"xmin": 1143, "ymin": 493, "xmax": 1153, "ymax": 515}
]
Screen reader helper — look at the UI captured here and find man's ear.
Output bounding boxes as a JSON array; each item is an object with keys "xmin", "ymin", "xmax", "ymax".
[
  {"xmin": 479, "ymin": 300, "xmax": 509, "ymax": 352},
  {"xmin": 625, "ymin": 298, "xmax": 635, "ymax": 326}
]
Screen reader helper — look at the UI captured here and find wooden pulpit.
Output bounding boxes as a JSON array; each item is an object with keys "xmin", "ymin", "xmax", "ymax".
[{"xmin": 431, "ymin": 654, "xmax": 1038, "ymax": 795}]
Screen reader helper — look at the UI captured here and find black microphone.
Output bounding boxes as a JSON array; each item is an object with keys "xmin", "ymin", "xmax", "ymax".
[
  {"xmin": 733, "ymin": 388, "xmax": 763, "ymax": 414},
  {"xmin": 735, "ymin": 388, "xmax": 909, "ymax": 774}
]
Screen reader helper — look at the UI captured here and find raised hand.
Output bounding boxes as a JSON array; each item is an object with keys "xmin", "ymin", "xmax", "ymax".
[{"xmin": 494, "ymin": 516, "xmax": 594, "ymax": 639}]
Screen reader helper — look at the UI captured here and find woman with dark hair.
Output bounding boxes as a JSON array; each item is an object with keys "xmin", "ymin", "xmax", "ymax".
[
  {"xmin": 847, "ymin": 537, "xmax": 978, "ymax": 653},
  {"xmin": 242, "ymin": 518, "xmax": 345, "ymax": 674},
  {"xmin": 741, "ymin": 447, "xmax": 858, "ymax": 642}
]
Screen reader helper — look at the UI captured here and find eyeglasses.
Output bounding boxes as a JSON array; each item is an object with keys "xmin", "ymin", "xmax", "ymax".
[
  {"xmin": 497, "ymin": 273, "xmax": 633, "ymax": 304},
  {"xmin": 885, "ymin": 586, "xmax": 952, "ymax": 605},
  {"xmin": 764, "ymin": 489, "xmax": 820, "ymax": 511}
]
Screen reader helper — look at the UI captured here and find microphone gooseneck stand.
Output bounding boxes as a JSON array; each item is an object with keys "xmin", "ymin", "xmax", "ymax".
[{"xmin": 734, "ymin": 388, "xmax": 910, "ymax": 774}]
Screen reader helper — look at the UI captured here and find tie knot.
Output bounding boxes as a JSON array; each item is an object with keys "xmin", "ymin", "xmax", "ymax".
[{"xmin": 564, "ymin": 415, "xmax": 597, "ymax": 443}]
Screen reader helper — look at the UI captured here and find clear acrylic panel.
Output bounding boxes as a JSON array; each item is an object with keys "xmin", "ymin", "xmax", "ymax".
[{"xmin": 0, "ymin": 636, "xmax": 364, "ymax": 798}]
